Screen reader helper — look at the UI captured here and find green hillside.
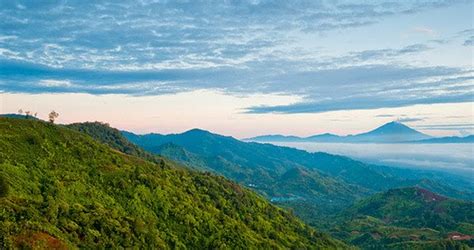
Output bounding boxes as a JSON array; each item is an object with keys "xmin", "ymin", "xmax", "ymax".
[
  {"xmin": 66, "ymin": 122, "xmax": 162, "ymax": 164},
  {"xmin": 123, "ymin": 129, "xmax": 473, "ymax": 227},
  {"xmin": 0, "ymin": 118, "xmax": 345, "ymax": 249},
  {"xmin": 330, "ymin": 187, "xmax": 474, "ymax": 249}
]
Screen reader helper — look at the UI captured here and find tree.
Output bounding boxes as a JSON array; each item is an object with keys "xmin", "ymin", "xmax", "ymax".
[
  {"xmin": 48, "ymin": 111, "xmax": 59, "ymax": 123},
  {"xmin": 18, "ymin": 109, "xmax": 23, "ymax": 115}
]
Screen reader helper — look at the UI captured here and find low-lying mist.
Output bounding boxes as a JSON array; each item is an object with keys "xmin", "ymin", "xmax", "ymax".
[{"xmin": 272, "ymin": 142, "xmax": 474, "ymax": 178}]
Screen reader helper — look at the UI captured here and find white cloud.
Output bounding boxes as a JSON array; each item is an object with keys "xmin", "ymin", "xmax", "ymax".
[
  {"xmin": 412, "ymin": 27, "xmax": 436, "ymax": 36},
  {"xmin": 38, "ymin": 79, "xmax": 73, "ymax": 87}
]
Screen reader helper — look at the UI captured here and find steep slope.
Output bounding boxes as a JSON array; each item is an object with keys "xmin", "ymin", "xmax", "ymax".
[
  {"xmin": 331, "ymin": 187, "xmax": 474, "ymax": 249},
  {"xmin": 0, "ymin": 118, "xmax": 345, "ymax": 249}
]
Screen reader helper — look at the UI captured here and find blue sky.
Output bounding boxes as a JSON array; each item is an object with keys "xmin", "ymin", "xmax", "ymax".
[{"xmin": 0, "ymin": 0, "xmax": 473, "ymax": 137}]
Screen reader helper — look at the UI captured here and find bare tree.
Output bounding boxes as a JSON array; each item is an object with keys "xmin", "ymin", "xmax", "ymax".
[
  {"xmin": 18, "ymin": 109, "xmax": 23, "ymax": 115},
  {"xmin": 48, "ymin": 111, "xmax": 59, "ymax": 123},
  {"xmin": 25, "ymin": 111, "xmax": 31, "ymax": 117}
]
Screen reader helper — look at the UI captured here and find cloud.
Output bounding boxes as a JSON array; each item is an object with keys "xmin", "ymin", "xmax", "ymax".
[
  {"xmin": 397, "ymin": 117, "xmax": 425, "ymax": 122},
  {"xmin": 375, "ymin": 115, "xmax": 426, "ymax": 122},
  {"xmin": 244, "ymin": 65, "xmax": 473, "ymax": 113},
  {"xmin": 463, "ymin": 36, "xmax": 473, "ymax": 46},
  {"xmin": 38, "ymin": 79, "xmax": 73, "ymax": 87},
  {"xmin": 342, "ymin": 44, "xmax": 431, "ymax": 63},
  {"xmin": 412, "ymin": 27, "xmax": 436, "ymax": 35},
  {"xmin": 414, "ymin": 123, "xmax": 474, "ymax": 131},
  {"xmin": 246, "ymin": 93, "xmax": 473, "ymax": 114},
  {"xmin": 459, "ymin": 130, "xmax": 472, "ymax": 136},
  {"xmin": 2, "ymin": 59, "xmax": 472, "ymax": 113}
]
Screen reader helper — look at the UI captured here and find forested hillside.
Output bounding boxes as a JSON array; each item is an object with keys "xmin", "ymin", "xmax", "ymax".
[
  {"xmin": 330, "ymin": 187, "xmax": 474, "ymax": 249},
  {"xmin": 0, "ymin": 118, "xmax": 345, "ymax": 249},
  {"xmin": 124, "ymin": 128, "xmax": 473, "ymax": 226}
]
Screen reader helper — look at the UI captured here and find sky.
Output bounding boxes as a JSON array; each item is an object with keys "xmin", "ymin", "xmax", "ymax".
[{"xmin": 0, "ymin": 0, "xmax": 473, "ymax": 138}]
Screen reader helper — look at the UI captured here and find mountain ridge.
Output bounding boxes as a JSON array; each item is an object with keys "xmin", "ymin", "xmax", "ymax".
[{"xmin": 244, "ymin": 121, "xmax": 449, "ymax": 143}]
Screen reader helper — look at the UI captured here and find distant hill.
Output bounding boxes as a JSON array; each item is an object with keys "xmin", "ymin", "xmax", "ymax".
[
  {"xmin": 0, "ymin": 117, "xmax": 344, "ymax": 249},
  {"xmin": 306, "ymin": 133, "xmax": 341, "ymax": 142},
  {"xmin": 246, "ymin": 121, "xmax": 435, "ymax": 143},
  {"xmin": 331, "ymin": 187, "xmax": 474, "ymax": 249},
  {"xmin": 413, "ymin": 135, "xmax": 474, "ymax": 143}
]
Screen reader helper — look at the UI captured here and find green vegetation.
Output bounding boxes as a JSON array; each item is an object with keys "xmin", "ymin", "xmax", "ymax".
[
  {"xmin": 67, "ymin": 122, "xmax": 163, "ymax": 164},
  {"xmin": 122, "ymin": 129, "xmax": 474, "ymax": 249},
  {"xmin": 54, "ymin": 121, "xmax": 474, "ymax": 249},
  {"xmin": 123, "ymin": 128, "xmax": 473, "ymax": 228},
  {"xmin": 0, "ymin": 118, "xmax": 345, "ymax": 249},
  {"xmin": 0, "ymin": 174, "xmax": 9, "ymax": 197},
  {"xmin": 330, "ymin": 187, "xmax": 474, "ymax": 249}
]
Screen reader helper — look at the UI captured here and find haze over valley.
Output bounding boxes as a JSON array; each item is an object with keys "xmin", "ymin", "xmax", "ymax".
[{"xmin": 246, "ymin": 121, "xmax": 474, "ymax": 176}]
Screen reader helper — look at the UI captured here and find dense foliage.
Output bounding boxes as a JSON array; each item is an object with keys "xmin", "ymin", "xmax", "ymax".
[
  {"xmin": 124, "ymin": 128, "xmax": 473, "ymax": 227},
  {"xmin": 0, "ymin": 118, "xmax": 345, "ymax": 249},
  {"xmin": 67, "ymin": 122, "xmax": 163, "ymax": 164},
  {"xmin": 330, "ymin": 187, "xmax": 474, "ymax": 249},
  {"xmin": 0, "ymin": 174, "xmax": 9, "ymax": 197}
]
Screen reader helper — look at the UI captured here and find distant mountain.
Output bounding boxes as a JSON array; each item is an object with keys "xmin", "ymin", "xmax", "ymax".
[
  {"xmin": 123, "ymin": 127, "xmax": 473, "ymax": 227},
  {"xmin": 246, "ymin": 121, "xmax": 434, "ymax": 143},
  {"xmin": 330, "ymin": 187, "xmax": 474, "ymax": 249},
  {"xmin": 413, "ymin": 135, "xmax": 474, "ymax": 143},
  {"xmin": 0, "ymin": 117, "xmax": 345, "ymax": 249},
  {"xmin": 349, "ymin": 121, "xmax": 431, "ymax": 142},
  {"xmin": 306, "ymin": 133, "xmax": 341, "ymax": 142}
]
